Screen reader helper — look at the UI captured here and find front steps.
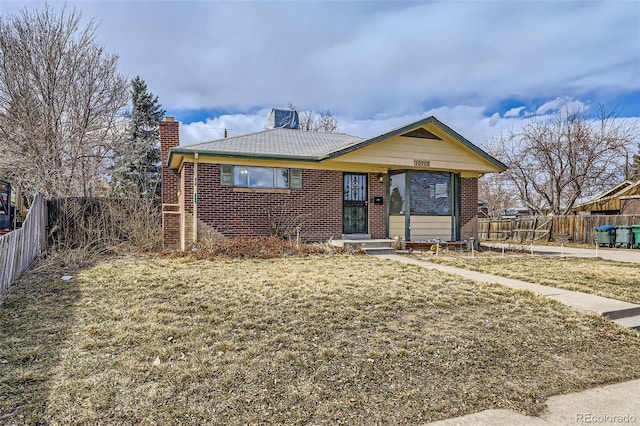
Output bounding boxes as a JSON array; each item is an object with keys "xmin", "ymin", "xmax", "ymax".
[{"xmin": 331, "ymin": 237, "xmax": 396, "ymax": 255}]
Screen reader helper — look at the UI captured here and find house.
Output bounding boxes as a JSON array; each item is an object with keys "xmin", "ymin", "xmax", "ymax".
[
  {"xmin": 160, "ymin": 110, "xmax": 506, "ymax": 250},
  {"xmin": 572, "ymin": 180, "xmax": 640, "ymax": 215}
]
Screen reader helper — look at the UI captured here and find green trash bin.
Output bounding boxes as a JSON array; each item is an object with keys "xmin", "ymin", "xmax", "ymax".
[
  {"xmin": 632, "ymin": 225, "xmax": 640, "ymax": 249},
  {"xmin": 615, "ymin": 226, "xmax": 633, "ymax": 248},
  {"xmin": 596, "ymin": 225, "xmax": 616, "ymax": 247}
]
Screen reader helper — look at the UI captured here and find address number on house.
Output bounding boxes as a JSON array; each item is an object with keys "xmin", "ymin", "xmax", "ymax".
[{"xmin": 414, "ymin": 160, "xmax": 430, "ymax": 167}]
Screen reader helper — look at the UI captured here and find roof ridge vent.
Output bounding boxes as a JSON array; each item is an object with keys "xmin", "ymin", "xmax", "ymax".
[{"xmin": 265, "ymin": 108, "xmax": 299, "ymax": 130}]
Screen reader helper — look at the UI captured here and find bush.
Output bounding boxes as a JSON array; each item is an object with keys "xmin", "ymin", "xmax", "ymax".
[
  {"xmin": 160, "ymin": 236, "xmax": 363, "ymax": 260},
  {"xmin": 47, "ymin": 196, "xmax": 162, "ymax": 253}
]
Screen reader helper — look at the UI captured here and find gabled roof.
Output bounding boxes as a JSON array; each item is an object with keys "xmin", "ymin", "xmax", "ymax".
[
  {"xmin": 322, "ymin": 116, "xmax": 505, "ymax": 169},
  {"xmin": 572, "ymin": 180, "xmax": 640, "ymax": 212},
  {"xmin": 167, "ymin": 116, "xmax": 506, "ymax": 171}
]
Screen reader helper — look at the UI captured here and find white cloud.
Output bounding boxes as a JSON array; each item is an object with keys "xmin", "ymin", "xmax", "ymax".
[
  {"xmin": 179, "ymin": 104, "xmax": 525, "ymax": 154},
  {"xmin": 2, "ymin": 0, "xmax": 638, "ymax": 146},
  {"xmin": 180, "ymin": 110, "xmax": 269, "ymax": 146},
  {"xmin": 536, "ymin": 97, "xmax": 589, "ymax": 116},
  {"xmin": 504, "ymin": 107, "xmax": 525, "ymax": 118},
  {"xmin": 2, "ymin": 0, "xmax": 633, "ymax": 118},
  {"xmin": 488, "ymin": 113, "xmax": 501, "ymax": 127}
]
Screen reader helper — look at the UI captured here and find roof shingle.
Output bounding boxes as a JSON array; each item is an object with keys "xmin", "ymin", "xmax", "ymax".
[{"xmin": 181, "ymin": 128, "xmax": 364, "ymax": 159}]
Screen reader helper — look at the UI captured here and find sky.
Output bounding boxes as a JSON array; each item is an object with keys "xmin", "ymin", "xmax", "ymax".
[{"xmin": 1, "ymin": 0, "xmax": 639, "ymax": 150}]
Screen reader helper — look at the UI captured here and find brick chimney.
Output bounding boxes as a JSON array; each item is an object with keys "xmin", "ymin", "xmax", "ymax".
[{"xmin": 159, "ymin": 117, "xmax": 181, "ymax": 248}]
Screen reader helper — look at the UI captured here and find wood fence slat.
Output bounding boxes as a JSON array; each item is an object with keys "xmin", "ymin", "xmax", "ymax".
[
  {"xmin": 0, "ymin": 193, "xmax": 46, "ymax": 292},
  {"xmin": 479, "ymin": 214, "xmax": 640, "ymax": 245}
]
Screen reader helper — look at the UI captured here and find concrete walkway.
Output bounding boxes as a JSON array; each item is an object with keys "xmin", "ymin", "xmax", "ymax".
[
  {"xmin": 375, "ymin": 253, "xmax": 640, "ymax": 425},
  {"xmin": 426, "ymin": 379, "xmax": 640, "ymax": 425}
]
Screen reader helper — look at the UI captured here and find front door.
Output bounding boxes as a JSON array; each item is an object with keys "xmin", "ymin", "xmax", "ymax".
[{"xmin": 343, "ymin": 173, "xmax": 368, "ymax": 234}]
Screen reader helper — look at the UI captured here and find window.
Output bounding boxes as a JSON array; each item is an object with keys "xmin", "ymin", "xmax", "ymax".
[
  {"xmin": 410, "ymin": 171, "xmax": 451, "ymax": 216},
  {"xmin": 389, "ymin": 172, "xmax": 406, "ymax": 215},
  {"xmin": 221, "ymin": 165, "xmax": 301, "ymax": 189}
]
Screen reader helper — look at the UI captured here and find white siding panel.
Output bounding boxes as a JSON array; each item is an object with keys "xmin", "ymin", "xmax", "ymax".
[
  {"xmin": 410, "ymin": 216, "xmax": 452, "ymax": 241},
  {"xmin": 389, "ymin": 216, "xmax": 405, "ymax": 239}
]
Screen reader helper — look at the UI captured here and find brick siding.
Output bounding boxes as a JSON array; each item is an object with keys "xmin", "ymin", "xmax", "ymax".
[
  {"xmin": 159, "ymin": 119, "xmax": 181, "ymax": 248},
  {"xmin": 180, "ymin": 164, "xmax": 388, "ymax": 242},
  {"xmin": 621, "ymin": 197, "xmax": 640, "ymax": 215},
  {"xmin": 368, "ymin": 173, "xmax": 387, "ymax": 238},
  {"xmin": 460, "ymin": 177, "xmax": 479, "ymax": 239}
]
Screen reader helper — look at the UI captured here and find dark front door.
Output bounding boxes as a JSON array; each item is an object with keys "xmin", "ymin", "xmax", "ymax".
[{"xmin": 343, "ymin": 173, "xmax": 368, "ymax": 234}]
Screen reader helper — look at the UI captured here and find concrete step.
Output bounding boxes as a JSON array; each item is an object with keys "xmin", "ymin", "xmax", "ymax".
[
  {"xmin": 344, "ymin": 240, "xmax": 395, "ymax": 249},
  {"xmin": 330, "ymin": 238, "xmax": 396, "ymax": 255},
  {"xmin": 613, "ymin": 315, "xmax": 640, "ymax": 331},
  {"xmin": 602, "ymin": 306, "xmax": 640, "ymax": 320},
  {"xmin": 363, "ymin": 247, "xmax": 396, "ymax": 255},
  {"xmin": 331, "ymin": 239, "xmax": 394, "ymax": 248},
  {"xmin": 341, "ymin": 233, "xmax": 371, "ymax": 240}
]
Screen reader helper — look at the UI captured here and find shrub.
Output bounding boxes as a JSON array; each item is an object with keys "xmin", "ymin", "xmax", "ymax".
[{"xmin": 160, "ymin": 236, "xmax": 362, "ymax": 259}]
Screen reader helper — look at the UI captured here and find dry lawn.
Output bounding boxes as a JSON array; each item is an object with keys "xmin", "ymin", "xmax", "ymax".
[
  {"xmin": 2, "ymin": 253, "xmax": 640, "ymax": 425},
  {"xmin": 413, "ymin": 250, "xmax": 640, "ymax": 304}
]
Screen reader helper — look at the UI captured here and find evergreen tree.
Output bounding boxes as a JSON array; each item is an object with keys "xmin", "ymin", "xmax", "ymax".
[
  {"xmin": 112, "ymin": 76, "xmax": 165, "ymax": 197},
  {"xmin": 629, "ymin": 152, "xmax": 640, "ymax": 181}
]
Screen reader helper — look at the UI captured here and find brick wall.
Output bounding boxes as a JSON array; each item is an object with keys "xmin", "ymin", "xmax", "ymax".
[
  {"xmin": 171, "ymin": 164, "xmax": 480, "ymax": 244},
  {"xmin": 184, "ymin": 164, "xmax": 341, "ymax": 241},
  {"xmin": 368, "ymin": 173, "xmax": 387, "ymax": 238},
  {"xmin": 621, "ymin": 197, "xmax": 640, "ymax": 215},
  {"xmin": 180, "ymin": 165, "xmax": 388, "ymax": 242},
  {"xmin": 460, "ymin": 177, "xmax": 479, "ymax": 239},
  {"xmin": 159, "ymin": 119, "xmax": 181, "ymax": 248}
]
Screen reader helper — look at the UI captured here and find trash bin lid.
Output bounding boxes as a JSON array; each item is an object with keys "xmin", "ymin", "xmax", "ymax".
[{"xmin": 596, "ymin": 225, "xmax": 616, "ymax": 230}]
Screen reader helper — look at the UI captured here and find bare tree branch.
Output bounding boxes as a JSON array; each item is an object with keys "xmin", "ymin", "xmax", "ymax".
[
  {"xmin": 0, "ymin": 5, "xmax": 128, "ymax": 197},
  {"xmin": 489, "ymin": 106, "xmax": 638, "ymax": 215},
  {"xmin": 288, "ymin": 104, "xmax": 338, "ymax": 133}
]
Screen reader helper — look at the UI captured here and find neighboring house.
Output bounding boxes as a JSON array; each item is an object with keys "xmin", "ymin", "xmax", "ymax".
[
  {"xmin": 501, "ymin": 207, "xmax": 535, "ymax": 219},
  {"xmin": 572, "ymin": 180, "xmax": 640, "ymax": 215},
  {"xmin": 160, "ymin": 110, "xmax": 506, "ymax": 250}
]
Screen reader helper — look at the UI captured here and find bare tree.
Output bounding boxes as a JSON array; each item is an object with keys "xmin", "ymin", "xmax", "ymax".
[
  {"xmin": 478, "ymin": 173, "xmax": 517, "ymax": 218},
  {"xmin": 315, "ymin": 109, "xmax": 338, "ymax": 133},
  {"xmin": 0, "ymin": 5, "xmax": 128, "ymax": 198},
  {"xmin": 490, "ymin": 106, "xmax": 638, "ymax": 215},
  {"xmin": 288, "ymin": 104, "xmax": 338, "ymax": 133}
]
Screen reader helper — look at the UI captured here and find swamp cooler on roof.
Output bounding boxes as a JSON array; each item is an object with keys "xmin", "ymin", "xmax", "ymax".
[{"xmin": 265, "ymin": 108, "xmax": 299, "ymax": 130}]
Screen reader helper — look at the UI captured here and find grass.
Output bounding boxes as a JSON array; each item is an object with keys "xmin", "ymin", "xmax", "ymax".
[
  {"xmin": 2, "ymin": 252, "xmax": 640, "ymax": 424},
  {"xmin": 412, "ymin": 250, "xmax": 640, "ymax": 305}
]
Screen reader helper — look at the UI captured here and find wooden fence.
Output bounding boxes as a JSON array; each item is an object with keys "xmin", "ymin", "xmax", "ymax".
[
  {"xmin": 479, "ymin": 214, "xmax": 640, "ymax": 244},
  {"xmin": 0, "ymin": 193, "xmax": 47, "ymax": 292}
]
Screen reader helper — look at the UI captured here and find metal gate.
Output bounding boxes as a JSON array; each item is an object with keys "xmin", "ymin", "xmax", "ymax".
[{"xmin": 343, "ymin": 173, "xmax": 368, "ymax": 234}]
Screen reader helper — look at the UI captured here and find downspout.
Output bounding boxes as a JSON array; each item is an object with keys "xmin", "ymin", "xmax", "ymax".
[{"xmin": 193, "ymin": 153, "xmax": 198, "ymax": 246}]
